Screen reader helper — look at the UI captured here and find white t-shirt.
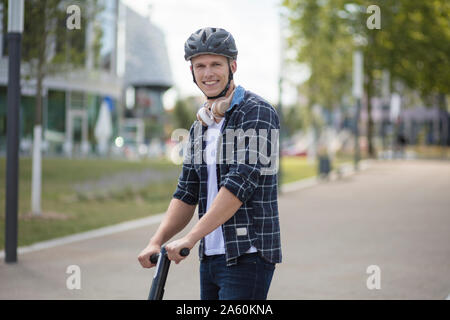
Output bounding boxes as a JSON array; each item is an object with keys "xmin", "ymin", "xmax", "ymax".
[
  {"xmin": 204, "ymin": 118, "xmax": 225, "ymax": 255},
  {"xmin": 204, "ymin": 118, "xmax": 257, "ymax": 256}
]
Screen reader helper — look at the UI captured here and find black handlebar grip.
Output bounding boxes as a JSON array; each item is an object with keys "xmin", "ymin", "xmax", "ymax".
[
  {"xmin": 149, "ymin": 248, "xmax": 190, "ymax": 264},
  {"xmin": 180, "ymin": 248, "xmax": 190, "ymax": 257},
  {"xmin": 150, "ymin": 253, "xmax": 159, "ymax": 264}
]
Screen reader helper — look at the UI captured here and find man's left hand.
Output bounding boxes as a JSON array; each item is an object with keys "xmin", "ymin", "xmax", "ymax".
[{"xmin": 165, "ymin": 236, "xmax": 195, "ymax": 264}]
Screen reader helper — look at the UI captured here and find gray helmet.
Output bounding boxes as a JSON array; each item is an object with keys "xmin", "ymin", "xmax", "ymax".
[{"xmin": 184, "ymin": 27, "xmax": 238, "ymax": 61}]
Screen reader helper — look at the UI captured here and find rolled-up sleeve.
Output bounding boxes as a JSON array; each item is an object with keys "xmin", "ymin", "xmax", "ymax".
[
  {"xmin": 172, "ymin": 123, "xmax": 200, "ymax": 205},
  {"xmin": 220, "ymin": 102, "xmax": 279, "ymax": 203},
  {"xmin": 173, "ymin": 164, "xmax": 199, "ymax": 205}
]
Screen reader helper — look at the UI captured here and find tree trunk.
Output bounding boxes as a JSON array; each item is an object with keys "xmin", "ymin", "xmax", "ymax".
[
  {"xmin": 31, "ymin": 58, "xmax": 44, "ymax": 216},
  {"xmin": 366, "ymin": 69, "xmax": 376, "ymax": 158},
  {"xmin": 438, "ymin": 93, "xmax": 448, "ymax": 159},
  {"xmin": 31, "ymin": 2, "xmax": 47, "ymax": 216},
  {"xmin": 364, "ymin": 29, "xmax": 377, "ymax": 159}
]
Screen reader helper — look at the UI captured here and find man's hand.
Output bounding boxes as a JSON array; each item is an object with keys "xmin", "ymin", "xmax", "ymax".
[
  {"xmin": 137, "ymin": 199, "xmax": 197, "ymax": 268},
  {"xmin": 165, "ymin": 186, "xmax": 242, "ymax": 265},
  {"xmin": 138, "ymin": 243, "xmax": 161, "ymax": 268},
  {"xmin": 165, "ymin": 236, "xmax": 195, "ymax": 264}
]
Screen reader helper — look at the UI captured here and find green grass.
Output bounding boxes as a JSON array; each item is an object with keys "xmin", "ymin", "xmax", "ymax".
[
  {"xmin": 280, "ymin": 156, "xmax": 317, "ymax": 184},
  {"xmin": 0, "ymin": 157, "xmax": 179, "ymax": 249},
  {"xmin": 280, "ymin": 155, "xmax": 352, "ymax": 184},
  {"xmin": 0, "ymin": 155, "xmax": 352, "ymax": 250}
]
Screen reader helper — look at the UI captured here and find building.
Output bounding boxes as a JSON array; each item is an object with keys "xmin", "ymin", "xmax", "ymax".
[
  {"xmin": 119, "ymin": 3, "xmax": 173, "ymax": 155},
  {"xmin": 0, "ymin": 0, "xmax": 172, "ymax": 157}
]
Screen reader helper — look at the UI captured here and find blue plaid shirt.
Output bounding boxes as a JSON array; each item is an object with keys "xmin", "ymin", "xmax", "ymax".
[{"xmin": 173, "ymin": 85, "xmax": 282, "ymax": 266}]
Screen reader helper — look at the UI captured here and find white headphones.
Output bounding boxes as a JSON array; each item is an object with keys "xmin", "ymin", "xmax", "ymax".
[
  {"xmin": 197, "ymin": 106, "xmax": 215, "ymax": 126},
  {"xmin": 196, "ymin": 89, "xmax": 235, "ymax": 127}
]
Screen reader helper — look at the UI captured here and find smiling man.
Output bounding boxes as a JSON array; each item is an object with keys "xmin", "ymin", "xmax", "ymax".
[
  {"xmin": 138, "ymin": 27, "xmax": 282, "ymax": 300},
  {"xmin": 191, "ymin": 54, "xmax": 236, "ymax": 99}
]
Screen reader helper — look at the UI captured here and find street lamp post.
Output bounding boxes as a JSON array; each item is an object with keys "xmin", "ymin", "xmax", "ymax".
[
  {"xmin": 381, "ymin": 70, "xmax": 390, "ymax": 154},
  {"xmin": 5, "ymin": 0, "xmax": 24, "ymax": 264}
]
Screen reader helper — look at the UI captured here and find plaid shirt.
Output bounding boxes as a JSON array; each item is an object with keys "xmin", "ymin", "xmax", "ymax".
[{"xmin": 173, "ymin": 85, "xmax": 282, "ymax": 266}]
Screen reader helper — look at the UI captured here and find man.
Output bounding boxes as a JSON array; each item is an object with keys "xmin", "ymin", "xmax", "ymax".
[{"xmin": 138, "ymin": 27, "xmax": 281, "ymax": 300}]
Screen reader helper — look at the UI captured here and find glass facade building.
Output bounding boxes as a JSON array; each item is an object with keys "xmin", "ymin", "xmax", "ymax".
[{"xmin": 0, "ymin": 0, "xmax": 172, "ymax": 157}]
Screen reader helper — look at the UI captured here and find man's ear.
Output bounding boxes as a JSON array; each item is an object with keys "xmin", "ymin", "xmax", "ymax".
[
  {"xmin": 230, "ymin": 59, "xmax": 237, "ymax": 74},
  {"xmin": 190, "ymin": 63, "xmax": 198, "ymax": 84}
]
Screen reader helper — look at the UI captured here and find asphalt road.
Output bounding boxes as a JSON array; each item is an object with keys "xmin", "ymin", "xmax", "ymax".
[{"xmin": 0, "ymin": 159, "xmax": 449, "ymax": 300}]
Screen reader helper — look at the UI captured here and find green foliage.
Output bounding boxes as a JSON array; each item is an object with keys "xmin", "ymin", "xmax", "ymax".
[
  {"xmin": 1, "ymin": 0, "xmax": 102, "ymax": 74},
  {"xmin": 283, "ymin": 105, "xmax": 303, "ymax": 136},
  {"xmin": 282, "ymin": 0, "xmax": 449, "ymax": 157},
  {"xmin": 383, "ymin": 0, "xmax": 449, "ymax": 96},
  {"xmin": 1, "ymin": 0, "xmax": 104, "ymax": 126},
  {"xmin": 283, "ymin": 0, "xmax": 450, "ymax": 102},
  {"xmin": 173, "ymin": 96, "xmax": 198, "ymax": 130},
  {"xmin": 283, "ymin": 0, "xmax": 354, "ymax": 109}
]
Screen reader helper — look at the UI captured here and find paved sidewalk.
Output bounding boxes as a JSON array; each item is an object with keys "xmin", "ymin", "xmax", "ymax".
[{"xmin": 0, "ymin": 160, "xmax": 449, "ymax": 299}]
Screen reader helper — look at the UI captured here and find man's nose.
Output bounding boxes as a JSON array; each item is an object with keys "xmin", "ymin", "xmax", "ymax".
[{"xmin": 203, "ymin": 66, "xmax": 214, "ymax": 78}]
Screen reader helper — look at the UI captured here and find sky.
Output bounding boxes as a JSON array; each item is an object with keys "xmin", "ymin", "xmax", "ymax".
[{"xmin": 121, "ymin": 0, "xmax": 303, "ymax": 108}]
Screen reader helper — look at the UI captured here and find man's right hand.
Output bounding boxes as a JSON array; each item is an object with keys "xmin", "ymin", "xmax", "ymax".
[{"xmin": 138, "ymin": 244, "xmax": 161, "ymax": 268}]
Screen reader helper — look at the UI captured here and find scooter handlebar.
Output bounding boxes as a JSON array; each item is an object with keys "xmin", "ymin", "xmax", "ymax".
[{"xmin": 150, "ymin": 247, "xmax": 190, "ymax": 264}]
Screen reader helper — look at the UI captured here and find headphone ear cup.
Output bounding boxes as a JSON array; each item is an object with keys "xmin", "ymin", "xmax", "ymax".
[
  {"xmin": 197, "ymin": 107, "xmax": 214, "ymax": 126},
  {"xmin": 211, "ymin": 100, "xmax": 226, "ymax": 119},
  {"xmin": 211, "ymin": 88, "xmax": 235, "ymax": 119}
]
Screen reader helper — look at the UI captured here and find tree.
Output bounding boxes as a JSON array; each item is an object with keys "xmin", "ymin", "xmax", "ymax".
[
  {"xmin": 348, "ymin": 0, "xmax": 449, "ymax": 153},
  {"xmin": 284, "ymin": 0, "xmax": 353, "ymax": 111},
  {"xmin": 172, "ymin": 96, "xmax": 198, "ymax": 130},
  {"xmin": 1, "ymin": 0, "xmax": 102, "ymax": 215},
  {"xmin": 282, "ymin": 0, "xmax": 354, "ymax": 161},
  {"xmin": 283, "ymin": 105, "xmax": 303, "ymax": 136},
  {"xmin": 282, "ymin": 0, "xmax": 450, "ymax": 158}
]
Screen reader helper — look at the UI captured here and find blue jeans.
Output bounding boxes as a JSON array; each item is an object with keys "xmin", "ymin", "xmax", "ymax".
[{"xmin": 200, "ymin": 253, "xmax": 276, "ymax": 300}]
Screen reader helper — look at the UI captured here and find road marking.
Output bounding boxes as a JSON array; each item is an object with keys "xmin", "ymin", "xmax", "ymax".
[{"xmin": 0, "ymin": 213, "xmax": 165, "ymax": 258}]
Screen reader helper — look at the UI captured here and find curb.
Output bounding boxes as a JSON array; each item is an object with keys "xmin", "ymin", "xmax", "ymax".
[{"xmin": 0, "ymin": 213, "xmax": 164, "ymax": 259}]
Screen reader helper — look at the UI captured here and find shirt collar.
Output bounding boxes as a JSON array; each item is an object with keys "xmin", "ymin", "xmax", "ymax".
[{"xmin": 226, "ymin": 85, "xmax": 245, "ymax": 113}]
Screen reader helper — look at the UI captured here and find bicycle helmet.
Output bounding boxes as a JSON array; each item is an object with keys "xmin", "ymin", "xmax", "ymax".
[
  {"xmin": 184, "ymin": 27, "xmax": 238, "ymax": 61},
  {"xmin": 184, "ymin": 27, "xmax": 238, "ymax": 99}
]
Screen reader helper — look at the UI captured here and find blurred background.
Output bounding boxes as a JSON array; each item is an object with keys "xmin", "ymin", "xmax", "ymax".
[{"xmin": 0, "ymin": 0, "xmax": 449, "ymax": 251}]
